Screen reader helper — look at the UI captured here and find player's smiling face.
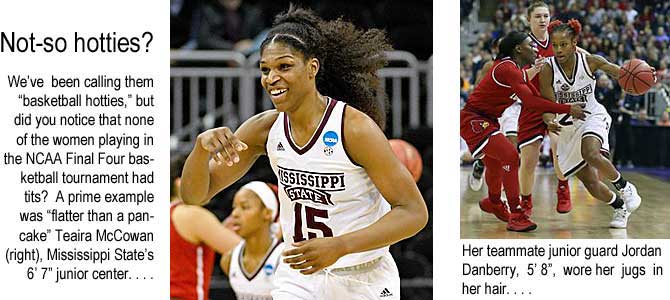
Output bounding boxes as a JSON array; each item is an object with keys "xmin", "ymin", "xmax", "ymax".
[
  {"xmin": 260, "ymin": 42, "xmax": 318, "ymax": 112},
  {"xmin": 231, "ymin": 189, "xmax": 272, "ymax": 238},
  {"xmin": 551, "ymin": 31, "xmax": 577, "ymax": 64}
]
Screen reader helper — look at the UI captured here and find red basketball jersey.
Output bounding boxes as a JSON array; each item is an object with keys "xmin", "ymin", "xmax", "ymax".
[
  {"xmin": 465, "ymin": 58, "xmax": 530, "ymax": 119},
  {"xmin": 518, "ymin": 31, "xmax": 555, "ymax": 141},
  {"xmin": 170, "ymin": 202, "xmax": 215, "ymax": 300},
  {"xmin": 528, "ymin": 32, "xmax": 554, "ymax": 89},
  {"xmin": 529, "ymin": 32, "xmax": 554, "ymax": 59}
]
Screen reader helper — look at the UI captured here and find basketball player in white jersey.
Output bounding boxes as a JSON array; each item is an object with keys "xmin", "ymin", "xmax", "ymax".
[
  {"xmin": 221, "ymin": 182, "xmax": 284, "ymax": 300},
  {"xmin": 181, "ymin": 6, "xmax": 428, "ymax": 300},
  {"xmin": 539, "ymin": 19, "xmax": 643, "ymax": 228}
]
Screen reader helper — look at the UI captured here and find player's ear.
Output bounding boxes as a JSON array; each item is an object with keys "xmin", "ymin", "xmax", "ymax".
[{"xmin": 308, "ymin": 57, "xmax": 320, "ymax": 79}]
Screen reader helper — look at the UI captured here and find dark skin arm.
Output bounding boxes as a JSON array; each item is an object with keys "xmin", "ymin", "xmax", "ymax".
[
  {"xmin": 538, "ymin": 62, "xmax": 562, "ymax": 134},
  {"xmin": 587, "ymin": 54, "xmax": 620, "ymax": 80},
  {"xmin": 282, "ymin": 106, "xmax": 428, "ymax": 274},
  {"xmin": 180, "ymin": 111, "xmax": 278, "ymax": 205}
]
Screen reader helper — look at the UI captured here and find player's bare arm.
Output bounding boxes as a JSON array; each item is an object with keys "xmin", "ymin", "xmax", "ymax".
[
  {"xmin": 282, "ymin": 106, "xmax": 428, "ymax": 275},
  {"xmin": 181, "ymin": 111, "xmax": 278, "ymax": 205},
  {"xmin": 504, "ymin": 64, "xmax": 585, "ymax": 120},
  {"xmin": 538, "ymin": 62, "xmax": 561, "ymax": 133},
  {"xmin": 587, "ymin": 54, "xmax": 620, "ymax": 79},
  {"xmin": 172, "ymin": 205, "xmax": 241, "ymax": 254}
]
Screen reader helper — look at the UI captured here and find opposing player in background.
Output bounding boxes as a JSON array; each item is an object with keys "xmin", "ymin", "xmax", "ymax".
[
  {"xmin": 460, "ymin": 31, "xmax": 586, "ymax": 231},
  {"xmin": 468, "ymin": 34, "xmax": 543, "ymax": 191},
  {"xmin": 518, "ymin": 1, "xmax": 574, "ymax": 215},
  {"xmin": 221, "ymin": 182, "xmax": 284, "ymax": 300},
  {"xmin": 539, "ymin": 19, "xmax": 643, "ymax": 228},
  {"xmin": 181, "ymin": 6, "xmax": 427, "ymax": 300},
  {"xmin": 170, "ymin": 158, "xmax": 241, "ymax": 300}
]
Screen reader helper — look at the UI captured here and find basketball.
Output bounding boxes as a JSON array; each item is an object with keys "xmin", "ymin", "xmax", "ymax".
[
  {"xmin": 618, "ymin": 59, "xmax": 656, "ymax": 95},
  {"xmin": 389, "ymin": 139, "xmax": 423, "ymax": 182}
]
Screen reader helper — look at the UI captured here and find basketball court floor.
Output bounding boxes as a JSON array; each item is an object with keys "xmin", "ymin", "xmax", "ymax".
[{"xmin": 461, "ymin": 167, "xmax": 670, "ymax": 239}]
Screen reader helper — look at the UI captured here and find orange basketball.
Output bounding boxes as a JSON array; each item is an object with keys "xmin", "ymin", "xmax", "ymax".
[
  {"xmin": 618, "ymin": 59, "xmax": 656, "ymax": 95},
  {"xmin": 389, "ymin": 139, "xmax": 423, "ymax": 182}
]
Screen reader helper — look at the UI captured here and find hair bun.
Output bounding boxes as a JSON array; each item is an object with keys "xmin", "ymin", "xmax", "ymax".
[
  {"xmin": 567, "ymin": 19, "xmax": 582, "ymax": 36},
  {"xmin": 273, "ymin": 4, "xmax": 320, "ymax": 30},
  {"xmin": 547, "ymin": 20, "xmax": 563, "ymax": 35}
]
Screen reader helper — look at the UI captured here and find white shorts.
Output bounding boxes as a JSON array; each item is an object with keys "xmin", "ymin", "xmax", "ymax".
[
  {"xmin": 557, "ymin": 112, "xmax": 611, "ymax": 178},
  {"xmin": 271, "ymin": 252, "xmax": 400, "ymax": 300},
  {"xmin": 498, "ymin": 102, "xmax": 521, "ymax": 136}
]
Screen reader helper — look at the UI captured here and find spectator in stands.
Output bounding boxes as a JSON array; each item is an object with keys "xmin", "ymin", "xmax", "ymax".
[
  {"xmin": 656, "ymin": 26, "xmax": 670, "ymax": 43},
  {"xmin": 171, "ymin": 0, "xmax": 201, "ymax": 49},
  {"xmin": 595, "ymin": 73, "xmax": 621, "ymax": 159},
  {"xmin": 658, "ymin": 111, "xmax": 670, "ymax": 127},
  {"xmin": 616, "ymin": 93, "xmax": 644, "ymax": 168},
  {"xmin": 197, "ymin": 0, "xmax": 266, "ymax": 54},
  {"xmin": 632, "ymin": 109, "xmax": 653, "ymax": 127}
]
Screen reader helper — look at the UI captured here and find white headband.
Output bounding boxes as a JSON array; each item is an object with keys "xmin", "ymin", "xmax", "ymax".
[{"xmin": 241, "ymin": 181, "xmax": 279, "ymax": 222}]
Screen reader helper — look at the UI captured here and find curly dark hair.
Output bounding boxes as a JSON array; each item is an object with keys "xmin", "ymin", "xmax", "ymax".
[{"xmin": 260, "ymin": 5, "xmax": 392, "ymax": 129}]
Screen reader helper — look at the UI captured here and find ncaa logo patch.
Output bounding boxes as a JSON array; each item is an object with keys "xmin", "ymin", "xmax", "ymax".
[
  {"xmin": 323, "ymin": 131, "xmax": 338, "ymax": 147},
  {"xmin": 263, "ymin": 264, "xmax": 274, "ymax": 276}
]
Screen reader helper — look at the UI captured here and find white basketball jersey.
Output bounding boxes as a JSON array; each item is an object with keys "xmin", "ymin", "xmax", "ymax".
[
  {"xmin": 229, "ymin": 238, "xmax": 284, "ymax": 300},
  {"xmin": 267, "ymin": 98, "xmax": 391, "ymax": 268},
  {"xmin": 550, "ymin": 52, "xmax": 607, "ymax": 126}
]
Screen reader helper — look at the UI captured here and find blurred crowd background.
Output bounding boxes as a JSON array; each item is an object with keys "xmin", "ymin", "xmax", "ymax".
[
  {"xmin": 461, "ymin": 0, "xmax": 670, "ymax": 168},
  {"xmin": 171, "ymin": 0, "xmax": 432, "ymax": 60}
]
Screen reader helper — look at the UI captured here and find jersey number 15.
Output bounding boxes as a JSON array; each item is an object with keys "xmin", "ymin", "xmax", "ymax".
[{"xmin": 293, "ymin": 203, "xmax": 333, "ymax": 242}]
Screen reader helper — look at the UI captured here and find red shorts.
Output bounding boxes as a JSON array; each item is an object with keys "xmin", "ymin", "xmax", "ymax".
[
  {"xmin": 517, "ymin": 107, "xmax": 546, "ymax": 149},
  {"xmin": 460, "ymin": 109, "xmax": 501, "ymax": 158}
]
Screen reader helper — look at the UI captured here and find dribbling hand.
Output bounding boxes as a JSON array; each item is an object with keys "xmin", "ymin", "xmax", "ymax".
[
  {"xmin": 197, "ymin": 127, "xmax": 248, "ymax": 166},
  {"xmin": 282, "ymin": 237, "xmax": 346, "ymax": 275},
  {"xmin": 568, "ymin": 104, "xmax": 588, "ymax": 120}
]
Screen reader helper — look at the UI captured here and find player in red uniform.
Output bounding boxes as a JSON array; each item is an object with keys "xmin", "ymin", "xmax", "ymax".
[
  {"xmin": 461, "ymin": 31, "xmax": 586, "ymax": 231},
  {"xmin": 518, "ymin": 1, "xmax": 574, "ymax": 215},
  {"xmin": 170, "ymin": 159, "xmax": 241, "ymax": 300}
]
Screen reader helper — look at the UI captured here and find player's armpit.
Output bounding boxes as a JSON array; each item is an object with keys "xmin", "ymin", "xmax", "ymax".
[
  {"xmin": 336, "ymin": 106, "xmax": 428, "ymax": 255},
  {"xmin": 220, "ymin": 250, "xmax": 233, "ymax": 276}
]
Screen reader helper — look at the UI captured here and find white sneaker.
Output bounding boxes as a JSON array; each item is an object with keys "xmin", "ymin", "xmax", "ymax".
[
  {"xmin": 609, "ymin": 208, "xmax": 630, "ymax": 229},
  {"xmin": 468, "ymin": 161, "xmax": 484, "ymax": 191},
  {"xmin": 619, "ymin": 182, "xmax": 641, "ymax": 213}
]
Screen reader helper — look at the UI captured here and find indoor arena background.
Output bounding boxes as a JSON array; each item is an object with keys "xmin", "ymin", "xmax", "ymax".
[{"xmin": 170, "ymin": 0, "xmax": 433, "ymax": 298}]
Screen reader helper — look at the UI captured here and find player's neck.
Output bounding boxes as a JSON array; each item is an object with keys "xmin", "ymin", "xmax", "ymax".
[
  {"xmin": 531, "ymin": 28, "xmax": 547, "ymax": 42},
  {"xmin": 244, "ymin": 229, "xmax": 274, "ymax": 257},
  {"xmin": 560, "ymin": 54, "xmax": 577, "ymax": 73},
  {"xmin": 286, "ymin": 92, "xmax": 327, "ymax": 144}
]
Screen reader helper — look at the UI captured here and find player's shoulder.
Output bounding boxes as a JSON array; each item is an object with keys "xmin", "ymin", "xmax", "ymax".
[
  {"xmin": 245, "ymin": 109, "xmax": 280, "ymax": 129},
  {"xmin": 342, "ymin": 105, "xmax": 381, "ymax": 140},
  {"xmin": 492, "ymin": 58, "xmax": 519, "ymax": 73},
  {"xmin": 237, "ymin": 109, "xmax": 280, "ymax": 148}
]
